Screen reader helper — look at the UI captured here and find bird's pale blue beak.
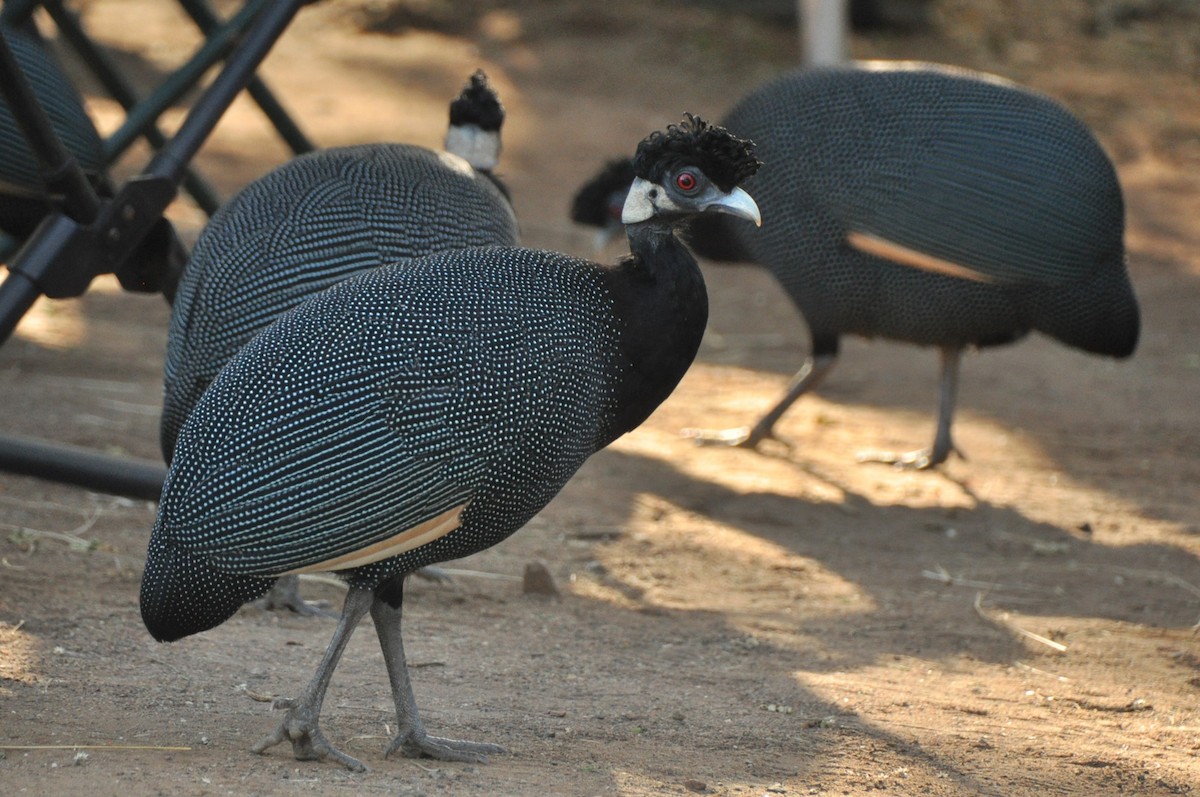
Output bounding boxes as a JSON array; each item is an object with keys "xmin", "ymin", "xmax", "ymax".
[{"xmin": 707, "ymin": 186, "xmax": 761, "ymax": 227}]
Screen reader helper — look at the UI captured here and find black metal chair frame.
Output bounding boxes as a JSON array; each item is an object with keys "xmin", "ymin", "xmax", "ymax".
[{"xmin": 0, "ymin": 0, "xmax": 316, "ymax": 499}]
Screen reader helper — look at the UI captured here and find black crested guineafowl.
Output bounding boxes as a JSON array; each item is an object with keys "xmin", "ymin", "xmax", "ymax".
[
  {"xmin": 160, "ymin": 71, "xmax": 516, "ymax": 611},
  {"xmin": 162, "ymin": 69, "xmax": 516, "ymax": 460},
  {"xmin": 572, "ymin": 61, "xmax": 1140, "ymax": 469},
  {"xmin": 139, "ymin": 115, "xmax": 762, "ymax": 770}
]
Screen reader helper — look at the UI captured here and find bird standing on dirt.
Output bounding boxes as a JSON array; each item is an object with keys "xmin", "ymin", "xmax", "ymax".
[
  {"xmin": 161, "ymin": 70, "xmax": 517, "ymax": 460},
  {"xmin": 572, "ymin": 61, "xmax": 1140, "ymax": 469},
  {"xmin": 160, "ymin": 71, "xmax": 516, "ymax": 611},
  {"xmin": 139, "ymin": 114, "xmax": 762, "ymax": 770}
]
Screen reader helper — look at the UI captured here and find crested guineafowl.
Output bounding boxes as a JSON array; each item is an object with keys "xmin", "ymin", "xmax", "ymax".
[
  {"xmin": 0, "ymin": 21, "xmax": 106, "ymax": 243},
  {"xmin": 162, "ymin": 69, "xmax": 516, "ymax": 459},
  {"xmin": 139, "ymin": 115, "xmax": 762, "ymax": 770},
  {"xmin": 160, "ymin": 71, "xmax": 516, "ymax": 611},
  {"xmin": 572, "ymin": 61, "xmax": 1140, "ymax": 469}
]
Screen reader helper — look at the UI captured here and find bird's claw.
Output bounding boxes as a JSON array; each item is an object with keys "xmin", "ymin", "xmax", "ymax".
[
  {"xmin": 255, "ymin": 576, "xmax": 337, "ymax": 618},
  {"xmin": 384, "ymin": 728, "xmax": 505, "ymax": 764},
  {"xmin": 411, "ymin": 565, "xmax": 455, "ymax": 586},
  {"xmin": 682, "ymin": 424, "xmax": 788, "ymax": 452},
  {"xmin": 857, "ymin": 443, "xmax": 962, "ymax": 471},
  {"xmin": 682, "ymin": 424, "xmax": 752, "ymax": 447},
  {"xmin": 251, "ymin": 699, "xmax": 367, "ymax": 772}
]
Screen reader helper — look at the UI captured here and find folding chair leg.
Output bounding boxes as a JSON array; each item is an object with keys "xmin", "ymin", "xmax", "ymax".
[
  {"xmin": 178, "ymin": 0, "xmax": 314, "ymax": 157},
  {"xmin": 0, "ymin": 435, "xmax": 166, "ymax": 500},
  {"xmin": 38, "ymin": 0, "xmax": 225, "ymax": 215},
  {"xmin": 0, "ymin": 1, "xmax": 310, "ymax": 496}
]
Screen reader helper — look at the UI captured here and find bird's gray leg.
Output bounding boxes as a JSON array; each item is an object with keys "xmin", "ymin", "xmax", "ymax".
[
  {"xmin": 860, "ymin": 345, "xmax": 965, "ymax": 470},
  {"xmin": 252, "ymin": 587, "xmax": 374, "ymax": 771},
  {"xmin": 685, "ymin": 352, "xmax": 838, "ymax": 450},
  {"xmin": 254, "ymin": 574, "xmax": 336, "ymax": 617},
  {"xmin": 256, "ymin": 569, "xmax": 452, "ymax": 618},
  {"xmin": 370, "ymin": 589, "xmax": 505, "ymax": 763}
]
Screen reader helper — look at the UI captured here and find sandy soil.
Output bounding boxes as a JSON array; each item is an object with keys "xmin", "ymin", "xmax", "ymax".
[{"xmin": 2, "ymin": 1, "xmax": 1199, "ymax": 794}]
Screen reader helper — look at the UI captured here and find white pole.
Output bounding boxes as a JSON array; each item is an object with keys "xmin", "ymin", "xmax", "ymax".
[{"xmin": 799, "ymin": 0, "xmax": 848, "ymax": 65}]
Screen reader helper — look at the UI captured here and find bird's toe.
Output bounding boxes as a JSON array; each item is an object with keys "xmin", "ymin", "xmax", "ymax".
[
  {"xmin": 254, "ymin": 576, "xmax": 337, "ymax": 618},
  {"xmin": 682, "ymin": 425, "xmax": 753, "ymax": 448},
  {"xmin": 411, "ymin": 565, "xmax": 455, "ymax": 585},
  {"xmin": 857, "ymin": 446, "xmax": 952, "ymax": 471},
  {"xmin": 252, "ymin": 700, "xmax": 368, "ymax": 771},
  {"xmin": 385, "ymin": 729, "xmax": 505, "ymax": 763}
]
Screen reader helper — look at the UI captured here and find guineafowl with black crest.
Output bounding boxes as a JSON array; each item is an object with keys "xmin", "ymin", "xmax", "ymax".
[
  {"xmin": 140, "ymin": 115, "xmax": 762, "ymax": 770},
  {"xmin": 160, "ymin": 70, "xmax": 516, "ymax": 611},
  {"xmin": 161, "ymin": 69, "xmax": 516, "ymax": 459},
  {"xmin": 572, "ymin": 62, "xmax": 1140, "ymax": 469}
]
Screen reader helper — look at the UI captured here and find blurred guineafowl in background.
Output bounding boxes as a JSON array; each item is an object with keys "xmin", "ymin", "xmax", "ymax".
[
  {"xmin": 0, "ymin": 21, "xmax": 106, "ymax": 244},
  {"xmin": 160, "ymin": 71, "xmax": 517, "ymax": 610},
  {"xmin": 1, "ymin": 20, "xmax": 185, "ymax": 282},
  {"xmin": 572, "ymin": 62, "xmax": 1140, "ymax": 469},
  {"xmin": 139, "ymin": 115, "xmax": 762, "ymax": 770}
]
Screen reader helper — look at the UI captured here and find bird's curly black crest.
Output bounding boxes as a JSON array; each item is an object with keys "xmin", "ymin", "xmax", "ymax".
[
  {"xmin": 449, "ymin": 69, "xmax": 505, "ymax": 132},
  {"xmin": 632, "ymin": 114, "xmax": 761, "ymax": 194},
  {"xmin": 570, "ymin": 158, "xmax": 636, "ymax": 226}
]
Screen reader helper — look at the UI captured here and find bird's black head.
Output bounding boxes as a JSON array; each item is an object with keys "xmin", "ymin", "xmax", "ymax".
[
  {"xmin": 632, "ymin": 114, "xmax": 761, "ymax": 194},
  {"xmin": 445, "ymin": 70, "xmax": 505, "ymax": 171},
  {"xmin": 621, "ymin": 114, "xmax": 762, "ymax": 227},
  {"xmin": 448, "ymin": 69, "xmax": 505, "ymax": 132}
]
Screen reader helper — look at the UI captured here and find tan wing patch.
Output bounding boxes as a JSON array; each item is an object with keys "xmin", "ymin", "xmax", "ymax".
[
  {"xmin": 848, "ymin": 230, "xmax": 996, "ymax": 284},
  {"xmin": 281, "ymin": 503, "xmax": 466, "ymax": 575}
]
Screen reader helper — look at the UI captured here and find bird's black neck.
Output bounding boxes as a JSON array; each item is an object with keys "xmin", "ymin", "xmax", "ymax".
[
  {"xmin": 477, "ymin": 168, "xmax": 512, "ymax": 202},
  {"xmin": 598, "ymin": 222, "xmax": 709, "ymax": 446},
  {"xmin": 681, "ymin": 212, "xmax": 754, "ymax": 263}
]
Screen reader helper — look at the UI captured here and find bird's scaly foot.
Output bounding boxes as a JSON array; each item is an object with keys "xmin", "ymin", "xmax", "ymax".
[
  {"xmin": 857, "ymin": 444, "xmax": 963, "ymax": 471},
  {"xmin": 682, "ymin": 425, "xmax": 790, "ymax": 452},
  {"xmin": 255, "ymin": 576, "xmax": 337, "ymax": 618},
  {"xmin": 411, "ymin": 565, "xmax": 454, "ymax": 585},
  {"xmin": 385, "ymin": 727, "xmax": 505, "ymax": 763},
  {"xmin": 251, "ymin": 697, "xmax": 367, "ymax": 772}
]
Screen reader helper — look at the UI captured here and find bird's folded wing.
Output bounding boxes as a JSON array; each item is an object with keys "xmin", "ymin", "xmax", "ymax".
[
  {"xmin": 165, "ymin": 396, "xmax": 480, "ymax": 576},
  {"xmin": 839, "ymin": 118, "xmax": 1121, "ymax": 287},
  {"xmin": 161, "ymin": 322, "xmax": 491, "ymax": 577},
  {"xmin": 846, "ymin": 230, "xmax": 997, "ymax": 283}
]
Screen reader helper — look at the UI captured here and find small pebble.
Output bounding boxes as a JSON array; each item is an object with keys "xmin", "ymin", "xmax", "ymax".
[{"xmin": 522, "ymin": 562, "xmax": 560, "ymax": 596}]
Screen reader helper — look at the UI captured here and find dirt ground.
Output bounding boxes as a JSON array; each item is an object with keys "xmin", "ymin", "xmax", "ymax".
[{"xmin": 2, "ymin": 0, "xmax": 1199, "ymax": 794}]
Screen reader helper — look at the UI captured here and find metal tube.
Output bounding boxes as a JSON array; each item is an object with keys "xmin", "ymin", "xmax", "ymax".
[
  {"xmin": 0, "ymin": 269, "xmax": 41, "ymax": 344},
  {"xmin": 0, "ymin": 434, "xmax": 166, "ymax": 500},
  {"xmin": 100, "ymin": 0, "xmax": 269, "ymax": 164},
  {"xmin": 145, "ymin": 0, "xmax": 306, "ymax": 186},
  {"xmin": 177, "ymin": 0, "xmax": 314, "ymax": 155},
  {"xmin": 0, "ymin": 27, "xmax": 101, "ymax": 223},
  {"xmin": 39, "ymin": 0, "xmax": 224, "ymax": 215}
]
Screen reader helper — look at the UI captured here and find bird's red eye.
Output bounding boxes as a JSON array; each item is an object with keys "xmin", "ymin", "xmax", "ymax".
[{"xmin": 675, "ymin": 171, "xmax": 698, "ymax": 192}]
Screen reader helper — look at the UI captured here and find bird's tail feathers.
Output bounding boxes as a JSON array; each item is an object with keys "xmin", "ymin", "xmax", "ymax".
[
  {"xmin": 1028, "ymin": 257, "xmax": 1139, "ymax": 358},
  {"xmin": 140, "ymin": 539, "xmax": 274, "ymax": 642}
]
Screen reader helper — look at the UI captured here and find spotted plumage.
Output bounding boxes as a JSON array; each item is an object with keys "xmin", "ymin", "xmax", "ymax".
[
  {"xmin": 141, "ymin": 116, "xmax": 762, "ymax": 770},
  {"xmin": 161, "ymin": 72, "xmax": 518, "ymax": 462},
  {"xmin": 573, "ymin": 61, "xmax": 1140, "ymax": 468},
  {"xmin": 0, "ymin": 22, "xmax": 106, "ymax": 239},
  {"xmin": 145, "ymin": 248, "xmax": 621, "ymax": 635}
]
